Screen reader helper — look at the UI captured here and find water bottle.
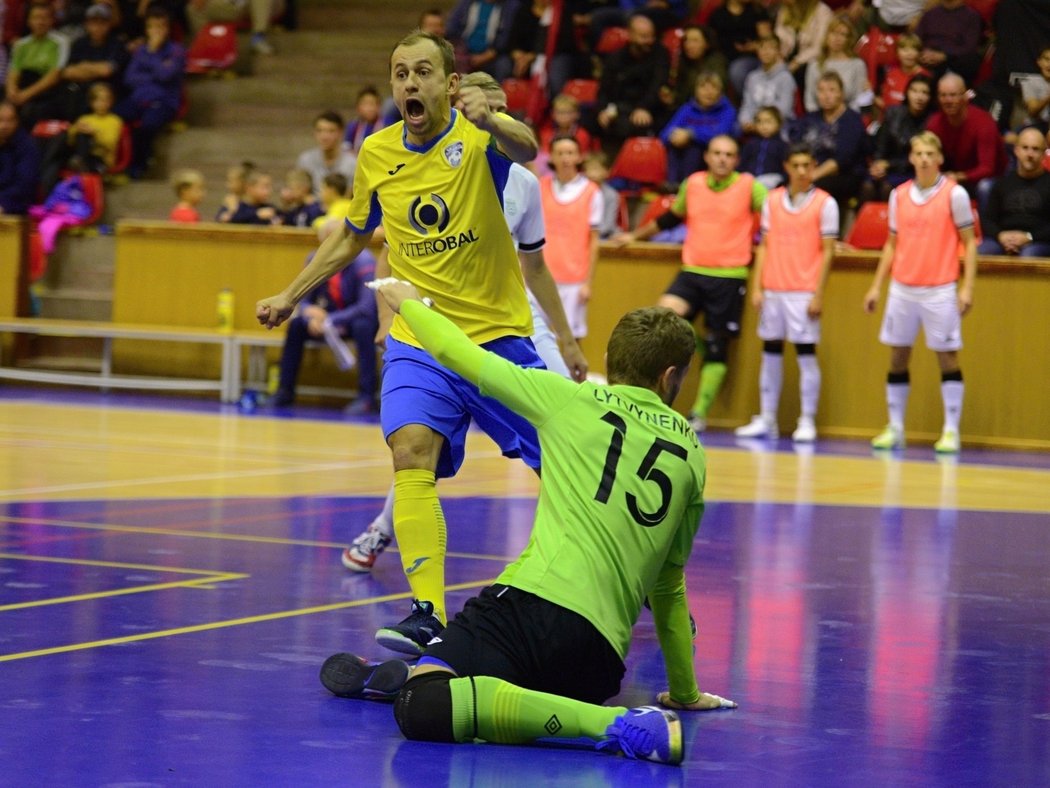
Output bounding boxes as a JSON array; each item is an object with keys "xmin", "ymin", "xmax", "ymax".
[{"xmin": 217, "ymin": 288, "xmax": 235, "ymax": 333}]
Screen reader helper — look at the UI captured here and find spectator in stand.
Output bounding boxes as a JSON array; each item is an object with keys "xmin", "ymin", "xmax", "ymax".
[
  {"xmin": 343, "ymin": 86, "xmax": 385, "ymax": 156},
  {"xmin": 925, "ymin": 72, "xmax": 1007, "ymax": 210},
  {"xmin": 803, "ymin": 13, "xmax": 872, "ymax": 113},
  {"xmin": 271, "ymin": 248, "xmax": 380, "ymax": 414},
  {"xmin": 540, "ymin": 135, "xmax": 603, "ymax": 341},
  {"xmin": 419, "ymin": 7, "xmax": 446, "ymax": 37},
  {"xmin": 863, "ymin": 73, "xmax": 934, "ymax": 202},
  {"xmin": 187, "ymin": 0, "xmax": 280, "ymax": 56},
  {"xmin": 114, "ymin": 5, "xmax": 185, "ymax": 179},
  {"xmin": 774, "ymin": 0, "xmax": 834, "ymax": 91},
  {"xmin": 1020, "ymin": 46, "xmax": 1050, "ymax": 131},
  {"xmin": 582, "ymin": 151, "xmax": 621, "ymax": 239},
  {"xmin": 506, "ymin": 0, "xmax": 587, "ymax": 100},
  {"xmin": 59, "ymin": 3, "xmax": 128, "ymax": 121},
  {"xmin": 915, "ymin": 0, "xmax": 983, "ymax": 85},
  {"xmin": 0, "ymin": 101, "xmax": 42, "ymax": 216},
  {"xmin": 659, "ymin": 70, "xmax": 738, "ymax": 187},
  {"xmin": 169, "ymin": 168, "xmax": 205, "ymax": 222},
  {"xmin": 664, "ymin": 25, "xmax": 728, "ymax": 112},
  {"xmin": 445, "ymin": 0, "xmax": 518, "ymax": 82},
  {"xmin": 872, "ymin": 0, "xmax": 927, "ymax": 32},
  {"xmin": 978, "ymin": 126, "xmax": 1050, "ymax": 257},
  {"xmin": 739, "ymin": 33, "xmax": 797, "ymax": 134},
  {"xmin": 584, "ymin": 0, "xmax": 688, "ymax": 50},
  {"xmin": 67, "ymin": 81, "xmax": 122, "ymax": 172},
  {"xmin": 310, "ymin": 172, "xmax": 352, "ymax": 233},
  {"xmin": 790, "ymin": 70, "xmax": 870, "ymax": 216},
  {"xmin": 296, "ymin": 110, "xmax": 357, "ymax": 200},
  {"xmin": 707, "ymin": 0, "xmax": 771, "ymax": 98},
  {"xmin": 593, "ymin": 14, "xmax": 670, "ymax": 156},
  {"xmin": 740, "ymin": 106, "xmax": 789, "ymax": 189},
  {"xmin": 875, "ymin": 33, "xmax": 929, "ymax": 115},
  {"xmin": 536, "ymin": 94, "xmax": 594, "ymax": 174},
  {"xmin": 5, "ymin": 2, "xmax": 70, "ymax": 129},
  {"xmin": 279, "ymin": 168, "xmax": 323, "ymax": 228},
  {"xmin": 228, "ymin": 169, "xmax": 279, "ymax": 225},
  {"xmin": 216, "ymin": 160, "xmax": 254, "ymax": 222}
]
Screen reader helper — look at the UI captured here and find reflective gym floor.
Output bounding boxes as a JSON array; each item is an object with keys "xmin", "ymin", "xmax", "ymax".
[{"xmin": 1, "ymin": 390, "xmax": 1048, "ymax": 786}]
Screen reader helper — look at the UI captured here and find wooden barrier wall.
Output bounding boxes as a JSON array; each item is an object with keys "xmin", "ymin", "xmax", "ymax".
[
  {"xmin": 0, "ymin": 217, "xmax": 26, "ymax": 320},
  {"xmin": 112, "ymin": 221, "xmax": 349, "ymax": 394},
  {"xmin": 580, "ymin": 245, "xmax": 1050, "ymax": 450},
  {"xmin": 7, "ymin": 219, "xmax": 1038, "ymax": 450}
]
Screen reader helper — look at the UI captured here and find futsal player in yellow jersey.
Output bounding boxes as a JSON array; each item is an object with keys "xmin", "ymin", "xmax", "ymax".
[{"xmin": 257, "ymin": 31, "xmax": 541, "ymax": 654}]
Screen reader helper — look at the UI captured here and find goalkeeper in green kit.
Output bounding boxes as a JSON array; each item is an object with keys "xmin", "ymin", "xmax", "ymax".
[{"xmin": 320, "ymin": 279, "xmax": 737, "ymax": 766}]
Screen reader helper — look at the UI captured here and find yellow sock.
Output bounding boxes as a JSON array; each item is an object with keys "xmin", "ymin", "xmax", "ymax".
[{"xmin": 393, "ymin": 468, "xmax": 447, "ymax": 624}]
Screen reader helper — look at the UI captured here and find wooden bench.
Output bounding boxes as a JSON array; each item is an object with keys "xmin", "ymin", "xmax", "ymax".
[{"xmin": 0, "ymin": 318, "xmax": 239, "ymax": 401}]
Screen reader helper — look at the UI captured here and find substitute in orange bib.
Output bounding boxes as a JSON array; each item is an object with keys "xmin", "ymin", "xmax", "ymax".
[
  {"xmin": 863, "ymin": 130, "xmax": 977, "ymax": 454},
  {"xmin": 735, "ymin": 143, "xmax": 838, "ymax": 443},
  {"xmin": 615, "ymin": 134, "xmax": 767, "ymax": 433}
]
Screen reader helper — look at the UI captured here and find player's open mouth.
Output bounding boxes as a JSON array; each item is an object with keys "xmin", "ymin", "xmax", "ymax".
[{"xmin": 405, "ymin": 98, "xmax": 425, "ymax": 122}]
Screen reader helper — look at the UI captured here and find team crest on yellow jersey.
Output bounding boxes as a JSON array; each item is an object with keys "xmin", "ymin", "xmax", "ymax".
[{"xmin": 443, "ymin": 141, "xmax": 463, "ymax": 167}]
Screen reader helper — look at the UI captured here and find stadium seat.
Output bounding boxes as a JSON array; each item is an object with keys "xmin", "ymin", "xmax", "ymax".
[
  {"xmin": 501, "ymin": 78, "xmax": 536, "ymax": 116},
  {"xmin": 80, "ymin": 173, "xmax": 106, "ymax": 226},
  {"xmin": 186, "ymin": 23, "xmax": 238, "ymax": 74},
  {"xmin": 31, "ymin": 119, "xmax": 70, "ymax": 139},
  {"xmin": 561, "ymin": 79, "xmax": 599, "ymax": 107},
  {"xmin": 109, "ymin": 125, "xmax": 132, "ymax": 176},
  {"xmin": 662, "ymin": 27, "xmax": 683, "ymax": 73},
  {"xmin": 609, "ymin": 137, "xmax": 667, "ymax": 188},
  {"xmin": 845, "ymin": 201, "xmax": 889, "ymax": 249},
  {"xmin": 636, "ymin": 193, "xmax": 676, "ymax": 228},
  {"xmin": 855, "ymin": 27, "xmax": 900, "ymax": 93},
  {"xmin": 595, "ymin": 26, "xmax": 629, "ymax": 54}
]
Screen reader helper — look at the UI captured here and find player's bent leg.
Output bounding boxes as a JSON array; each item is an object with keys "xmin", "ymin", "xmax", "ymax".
[
  {"xmin": 692, "ymin": 332, "xmax": 729, "ymax": 423},
  {"xmin": 656, "ymin": 293, "xmax": 692, "ymax": 318}
]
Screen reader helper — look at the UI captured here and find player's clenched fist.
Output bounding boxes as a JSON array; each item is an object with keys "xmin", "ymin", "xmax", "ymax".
[
  {"xmin": 256, "ymin": 294, "xmax": 296, "ymax": 329},
  {"xmin": 456, "ymin": 85, "xmax": 494, "ymax": 130}
]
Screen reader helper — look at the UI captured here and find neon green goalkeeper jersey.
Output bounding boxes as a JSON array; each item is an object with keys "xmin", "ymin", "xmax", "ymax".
[{"xmin": 399, "ymin": 300, "xmax": 707, "ymax": 700}]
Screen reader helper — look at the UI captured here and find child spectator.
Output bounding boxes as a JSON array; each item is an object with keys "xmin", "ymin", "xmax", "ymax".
[
  {"xmin": 114, "ymin": 5, "xmax": 185, "ymax": 179},
  {"xmin": 343, "ymin": 86, "xmax": 385, "ymax": 155},
  {"xmin": 311, "ymin": 172, "xmax": 352, "ymax": 233},
  {"xmin": 68, "ymin": 82, "xmax": 122, "ymax": 174},
  {"xmin": 877, "ymin": 33, "xmax": 930, "ymax": 114},
  {"xmin": 5, "ymin": 1, "xmax": 69, "ymax": 129},
  {"xmin": 169, "ymin": 168, "xmax": 205, "ymax": 222},
  {"xmin": 539, "ymin": 135, "xmax": 603, "ymax": 341},
  {"xmin": 740, "ymin": 106, "xmax": 790, "ymax": 189},
  {"xmin": 536, "ymin": 94, "xmax": 594, "ymax": 174},
  {"xmin": 297, "ymin": 110, "xmax": 357, "ymax": 199},
  {"xmin": 582, "ymin": 151, "xmax": 621, "ymax": 239},
  {"xmin": 1020, "ymin": 46, "xmax": 1050, "ymax": 130},
  {"xmin": 659, "ymin": 70, "xmax": 738, "ymax": 186},
  {"xmin": 735, "ymin": 143, "xmax": 838, "ymax": 442},
  {"xmin": 739, "ymin": 33, "xmax": 797, "ymax": 134},
  {"xmin": 229, "ymin": 170, "xmax": 279, "ymax": 225},
  {"xmin": 216, "ymin": 160, "xmax": 254, "ymax": 222},
  {"xmin": 280, "ymin": 168, "xmax": 323, "ymax": 227},
  {"xmin": 803, "ymin": 13, "xmax": 872, "ymax": 113}
]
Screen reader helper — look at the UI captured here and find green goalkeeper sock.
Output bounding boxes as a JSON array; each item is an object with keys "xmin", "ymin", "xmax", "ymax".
[
  {"xmin": 449, "ymin": 675, "xmax": 626, "ymax": 746},
  {"xmin": 692, "ymin": 361, "xmax": 727, "ymax": 417}
]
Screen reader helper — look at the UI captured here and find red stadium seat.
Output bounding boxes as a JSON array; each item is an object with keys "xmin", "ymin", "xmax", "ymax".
[
  {"xmin": 80, "ymin": 173, "xmax": 106, "ymax": 226},
  {"xmin": 855, "ymin": 27, "xmax": 900, "ymax": 92},
  {"xmin": 561, "ymin": 78, "xmax": 599, "ymax": 106},
  {"xmin": 845, "ymin": 201, "xmax": 889, "ymax": 249},
  {"xmin": 662, "ymin": 27, "xmax": 684, "ymax": 73},
  {"xmin": 636, "ymin": 193, "xmax": 676, "ymax": 228},
  {"xmin": 609, "ymin": 137, "xmax": 667, "ymax": 187},
  {"xmin": 109, "ymin": 125, "xmax": 132, "ymax": 175},
  {"xmin": 596, "ymin": 26, "xmax": 629, "ymax": 54},
  {"xmin": 501, "ymin": 78, "xmax": 535, "ymax": 114},
  {"xmin": 186, "ymin": 23, "xmax": 238, "ymax": 73}
]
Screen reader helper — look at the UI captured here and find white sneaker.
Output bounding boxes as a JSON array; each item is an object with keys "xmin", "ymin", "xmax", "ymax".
[
  {"xmin": 934, "ymin": 428, "xmax": 960, "ymax": 453},
  {"xmin": 341, "ymin": 522, "xmax": 392, "ymax": 572},
  {"xmin": 791, "ymin": 417, "xmax": 817, "ymax": 443},
  {"xmin": 687, "ymin": 412, "xmax": 706, "ymax": 433},
  {"xmin": 734, "ymin": 415, "xmax": 777, "ymax": 439}
]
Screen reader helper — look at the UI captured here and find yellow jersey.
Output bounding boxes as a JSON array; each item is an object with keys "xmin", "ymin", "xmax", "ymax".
[{"xmin": 345, "ymin": 110, "xmax": 532, "ymax": 346}]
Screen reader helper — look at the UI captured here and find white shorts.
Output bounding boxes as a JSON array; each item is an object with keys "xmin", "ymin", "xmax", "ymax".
[
  {"xmin": 557, "ymin": 282, "xmax": 589, "ymax": 339},
  {"xmin": 879, "ymin": 281, "xmax": 962, "ymax": 352},
  {"xmin": 757, "ymin": 290, "xmax": 821, "ymax": 344},
  {"xmin": 528, "ymin": 293, "xmax": 570, "ymax": 378}
]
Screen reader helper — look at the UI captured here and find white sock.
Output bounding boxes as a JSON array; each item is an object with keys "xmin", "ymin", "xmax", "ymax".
[
  {"xmin": 759, "ymin": 352, "xmax": 783, "ymax": 422},
  {"xmin": 887, "ymin": 383, "xmax": 909, "ymax": 432},
  {"xmin": 941, "ymin": 380, "xmax": 964, "ymax": 433},
  {"xmin": 797, "ymin": 353, "xmax": 821, "ymax": 419},
  {"xmin": 373, "ymin": 485, "xmax": 395, "ymax": 538}
]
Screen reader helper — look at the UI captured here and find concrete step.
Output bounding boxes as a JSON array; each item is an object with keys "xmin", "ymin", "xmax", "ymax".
[
  {"xmin": 36, "ymin": 287, "xmax": 113, "ymax": 321},
  {"xmin": 19, "ymin": 344, "xmax": 106, "ymax": 369},
  {"xmin": 42, "ymin": 235, "xmax": 116, "ymax": 291}
]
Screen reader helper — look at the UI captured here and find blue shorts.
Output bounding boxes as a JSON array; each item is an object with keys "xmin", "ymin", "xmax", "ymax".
[{"xmin": 380, "ymin": 336, "xmax": 544, "ymax": 479}]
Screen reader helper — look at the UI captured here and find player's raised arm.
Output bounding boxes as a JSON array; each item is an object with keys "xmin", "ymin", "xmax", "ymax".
[{"xmin": 457, "ymin": 84, "xmax": 537, "ymax": 163}]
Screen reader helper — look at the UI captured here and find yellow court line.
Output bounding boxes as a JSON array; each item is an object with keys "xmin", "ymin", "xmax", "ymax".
[
  {"xmin": 0, "ymin": 551, "xmax": 240, "ymax": 576},
  {"xmin": 0, "ymin": 573, "xmax": 247, "ymax": 612},
  {"xmin": 0, "ymin": 516, "xmax": 517, "ymax": 562},
  {"xmin": 0, "ymin": 578, "xmax": 496, "ymax": 663}
]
